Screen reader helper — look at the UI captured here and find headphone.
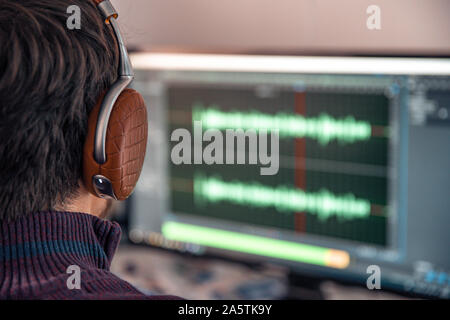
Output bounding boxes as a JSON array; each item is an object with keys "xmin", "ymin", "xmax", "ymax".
[{"xmin": 83, "ymin": 0, "xmax": 148, "ymax": 200}]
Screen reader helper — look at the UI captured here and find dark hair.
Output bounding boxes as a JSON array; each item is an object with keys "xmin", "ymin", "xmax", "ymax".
[{"xmin": 0, "ymin": 0, "xmax": 119, "ymax": 221}]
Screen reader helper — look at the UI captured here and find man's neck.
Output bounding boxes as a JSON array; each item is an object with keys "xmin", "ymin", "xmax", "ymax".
[{"xmin": 54, "ymin": 183, "xmax": 111, "ymax": 219}]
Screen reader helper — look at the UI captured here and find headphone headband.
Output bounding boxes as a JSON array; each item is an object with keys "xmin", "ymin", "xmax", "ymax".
[{"xmin": 92, "ymin": 0, "xmax": 134, "ymax": 166}]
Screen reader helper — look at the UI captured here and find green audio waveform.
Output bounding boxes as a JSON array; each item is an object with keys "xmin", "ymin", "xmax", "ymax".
[
  {"xmin": 192, "ymin": 103, "xmax": 372, "ymax": 145},
  {"xmin": 194, "ymin": 175, "xmax": 371, "ymax": 221}
]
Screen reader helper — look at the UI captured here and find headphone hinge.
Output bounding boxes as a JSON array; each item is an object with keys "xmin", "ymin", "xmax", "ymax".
[{"xmin": 97, "ymin": 0, "xmax": 118, "ymax": 22}]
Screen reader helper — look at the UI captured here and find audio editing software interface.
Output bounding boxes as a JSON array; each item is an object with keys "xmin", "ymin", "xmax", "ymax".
[{"xmin": 129, "ymin": 56, "xmax": 450, "ymax": 298}]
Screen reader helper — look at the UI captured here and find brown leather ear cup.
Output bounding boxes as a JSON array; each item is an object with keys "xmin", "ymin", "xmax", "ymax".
[{"xmin": 83, "ymin": 88, "xmax": 148, "ymax": 200}]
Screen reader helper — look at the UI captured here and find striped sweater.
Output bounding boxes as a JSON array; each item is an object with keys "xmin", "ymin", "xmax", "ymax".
[{"xmin": 0, "ymin": 210, "xmax": 179, "ymax": 299}]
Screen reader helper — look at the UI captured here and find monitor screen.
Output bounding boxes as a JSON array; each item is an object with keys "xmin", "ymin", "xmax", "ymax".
[{"xmin": 127, "ymin": 53, "xmax": 450, "ymax": 298}]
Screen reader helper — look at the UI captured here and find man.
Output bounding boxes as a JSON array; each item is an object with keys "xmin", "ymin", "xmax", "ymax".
[{"xmin": 0, "ymin": 0, "xmax": 178, "ymax": 299}]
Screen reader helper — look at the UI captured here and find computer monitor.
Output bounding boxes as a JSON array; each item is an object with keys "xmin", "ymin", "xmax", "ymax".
[{"xmin": 127, "ymin": 53, "xmax": 450, "ymax": 298}]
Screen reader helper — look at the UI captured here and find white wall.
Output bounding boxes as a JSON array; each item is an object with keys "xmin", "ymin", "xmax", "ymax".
[{"xmin": 111, "ymin": 0, "xmax": 450, "ymax": 55}]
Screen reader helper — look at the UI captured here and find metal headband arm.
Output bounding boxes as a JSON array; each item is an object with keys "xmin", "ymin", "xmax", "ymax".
[{"xmin": 93, "ymin": 0, "xmax": 134, "ymax": 164}]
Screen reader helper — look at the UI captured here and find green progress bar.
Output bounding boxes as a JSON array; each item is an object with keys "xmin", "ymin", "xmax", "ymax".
[
  {"xmin": 194, "ymin": 175, "xmax": 371, "ymax": 221},
  {"xmin": 162, "ymin": 221, "xmax": 350, "ymax": 269},
  {"xmin": 192, "ymin": 104, "xmax": 372, "ymax": 145}
]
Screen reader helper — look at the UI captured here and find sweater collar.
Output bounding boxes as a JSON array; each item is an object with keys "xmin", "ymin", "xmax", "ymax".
[{"xmin": 0, "ymin": 211, "xmax": 122, "ymax": 271}]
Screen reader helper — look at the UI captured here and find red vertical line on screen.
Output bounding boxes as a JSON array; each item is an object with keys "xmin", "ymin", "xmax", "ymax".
[
  {"xmin": 294, "ymin": 92, "xmax": 307, "ymax": 233},
  {"xmin": 371, "ymin": 125, "xmax": 386, "ymax": 137}
]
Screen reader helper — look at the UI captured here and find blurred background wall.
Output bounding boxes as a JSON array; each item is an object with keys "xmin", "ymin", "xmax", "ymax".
[{"xmin": 111, "ymin": 0, "xmax": 450, "ymax": 55}]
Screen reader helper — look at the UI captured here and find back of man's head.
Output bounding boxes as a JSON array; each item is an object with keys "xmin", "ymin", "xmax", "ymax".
[{"xmin": 0, "ymin": 0, "xmax": 119, "ymax": 221}]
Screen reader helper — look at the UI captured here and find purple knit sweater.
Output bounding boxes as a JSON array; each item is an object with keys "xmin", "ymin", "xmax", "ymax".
[{"xmin": 0, "ymin": 211, "xmax": 179, "ymax": 300}]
